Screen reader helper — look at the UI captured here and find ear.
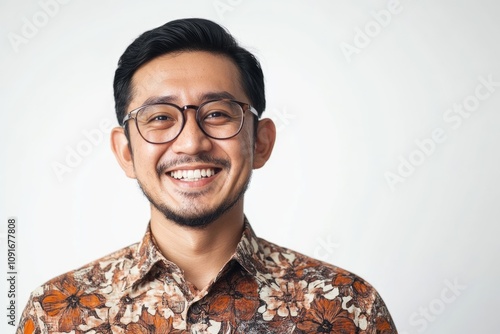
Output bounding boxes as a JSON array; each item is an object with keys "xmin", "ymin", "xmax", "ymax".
[
  {"xmin": 253, "ymin": 118, "xmax": 276, "ymax": 169},
  {"xmin": 110, "ymin": 127, "xmax": 136, "ymax": 179}
]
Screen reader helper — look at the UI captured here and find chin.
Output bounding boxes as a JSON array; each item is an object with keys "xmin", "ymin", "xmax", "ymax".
[{"xmin": 138, "ymin": 173, "xmax": 251, "ymax": 229}]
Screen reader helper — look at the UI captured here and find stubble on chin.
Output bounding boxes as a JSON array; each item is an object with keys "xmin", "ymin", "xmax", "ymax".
[{"xmin": 136, "ymin": 173, "xmax": 252, "ymax": 229}]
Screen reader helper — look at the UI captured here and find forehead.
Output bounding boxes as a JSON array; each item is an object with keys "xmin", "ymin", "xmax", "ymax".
[{"xmin": 129, "ymin": 51, "xmax": 246, "ymax": 107}]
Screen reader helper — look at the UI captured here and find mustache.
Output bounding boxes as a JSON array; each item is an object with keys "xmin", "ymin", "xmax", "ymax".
[{"xmin": 156, "ymin": 154, "xmax": 231, "ymax": 177}]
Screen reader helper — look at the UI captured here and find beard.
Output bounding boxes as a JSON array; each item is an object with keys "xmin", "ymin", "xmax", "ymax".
[{"xmin": 137, "ymin": 154, "xmax": 252, "ymax": 229}]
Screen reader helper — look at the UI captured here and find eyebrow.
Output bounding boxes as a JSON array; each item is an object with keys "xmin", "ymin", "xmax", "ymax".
[{"xmin": 141, "ymin": 91, "xmax": 238, "ymax": 106}]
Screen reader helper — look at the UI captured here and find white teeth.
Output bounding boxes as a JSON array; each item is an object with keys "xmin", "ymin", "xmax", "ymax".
[{"xmin": 170, "ymin": 168, "xmax": 216, "ymax": 180}]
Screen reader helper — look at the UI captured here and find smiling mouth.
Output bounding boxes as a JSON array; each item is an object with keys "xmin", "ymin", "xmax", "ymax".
[{"xmin": 169, "ymin": 168, "xmax": 220, "ymax": 181}]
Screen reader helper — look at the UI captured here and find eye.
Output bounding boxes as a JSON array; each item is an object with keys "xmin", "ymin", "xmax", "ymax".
[
  {"xmin": 151, "ymin": 114, "xmax": 172, "ymax": 122},
  {"xmin": 138, "ymin": 105, "xmax": 180, "ymax": 131},
  {"xmin": 206, "ymin": 111, "xmax": 230, "ymax": 119},
  {"xmin": 143, "ymin": 113, "xmax": 175, "ymax": 124},
  {"xmin": 203, "ymin": 110, "xmax": 233, "ymax": 125}
]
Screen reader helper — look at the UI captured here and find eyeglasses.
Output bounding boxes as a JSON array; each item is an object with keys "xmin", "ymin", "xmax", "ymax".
[{"xmin": 122, "ymin": 99, "xmax": 259, "ymax": 144}]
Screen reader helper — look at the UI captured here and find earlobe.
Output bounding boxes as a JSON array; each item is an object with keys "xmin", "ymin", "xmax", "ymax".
[
  {"xmin": 253, "ymin": 118, "xmax": 276, "ymax": 169},
  {"xmin": 110, "ymin": 127, "xmax": 136, "ymax": 179}
]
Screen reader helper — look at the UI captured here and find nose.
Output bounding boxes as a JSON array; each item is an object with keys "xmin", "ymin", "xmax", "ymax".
[{"xmin": 170, "ymin": 109, "xmax": 212, "ymax": 155}]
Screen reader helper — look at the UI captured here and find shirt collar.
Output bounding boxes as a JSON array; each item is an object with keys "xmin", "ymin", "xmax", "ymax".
[
  {"xmin": 123, "ymin": 217, "xmax": 270, "ymax": 291},
  {"xmin": 123, "ymin": 223, "xmax": 177, "ymax": 290},
  {"xmin": 233, "ymin": 217, "xmax": 269, "ymax": 278}
]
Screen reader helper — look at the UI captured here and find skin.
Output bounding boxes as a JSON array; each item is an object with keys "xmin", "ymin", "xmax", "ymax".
[{"xmin": 111, "ymin": 51, "xmax": 276, "ymax": 290}]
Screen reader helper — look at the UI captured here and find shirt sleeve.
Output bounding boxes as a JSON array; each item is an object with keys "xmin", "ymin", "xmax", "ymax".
[
  {"xmin": 366, "ymin": 290, "xmax": 398, "ymax": 334},
  {"xmin": 16, "ymin": 292, "xmax": 44, "ymax": 334}
]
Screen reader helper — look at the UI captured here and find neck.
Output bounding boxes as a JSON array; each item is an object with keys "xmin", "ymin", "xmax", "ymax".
[{"xmin": 150, "ymin": 201, "xmax": 245, "ymax": 291}]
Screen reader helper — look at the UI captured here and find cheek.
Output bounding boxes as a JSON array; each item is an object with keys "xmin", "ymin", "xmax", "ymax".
[
  {"xmin": 241, "ymin": 140, "xmax": 254, "ymax": 163},
  {"xmin": 233, "ymin": 130, "xmax": 255, "ymax": 167},
  {"xmin": 131, "ymin": 141, "xmax": 165, "ymax": 173},
  {"xmin": 240, "ymin": 120, "xmax": 256, "ymax": 153}
]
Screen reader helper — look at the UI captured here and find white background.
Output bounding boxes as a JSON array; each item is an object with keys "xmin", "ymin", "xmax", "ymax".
[{"xmin": 1, "ymin": 0, "xmax": 499, "ymax": 333}]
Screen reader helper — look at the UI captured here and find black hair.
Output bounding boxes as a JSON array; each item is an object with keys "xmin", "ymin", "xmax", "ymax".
[{"xmin": 113, "ymin": 18, "xmax": 265, "ymax": 128}]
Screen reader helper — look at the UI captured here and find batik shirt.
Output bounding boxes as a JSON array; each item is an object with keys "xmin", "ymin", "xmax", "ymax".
[{"xmin": 17, "ymin": 219, "xmax": 397, "ymax": 333}]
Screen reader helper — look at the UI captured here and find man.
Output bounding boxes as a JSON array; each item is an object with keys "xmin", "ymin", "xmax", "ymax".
[{"xmin": 17, "ymin": 18, "xmax": 397, "ymax": 333}]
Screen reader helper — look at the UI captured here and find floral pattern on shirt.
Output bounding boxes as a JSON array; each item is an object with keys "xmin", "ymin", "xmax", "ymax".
[{"xmin": 18, "ymin": 219, "xmax": 397, "ymax": 333}]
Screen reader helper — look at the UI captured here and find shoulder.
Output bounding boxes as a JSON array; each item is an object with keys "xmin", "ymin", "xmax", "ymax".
[
  {"xmin": 42, "ymin": 241, "xmax": 139, "ymax": 292},
  {"xmin": 18, "ymin": 242, "xmax": 139, "ymax": 333},
  {"xmin": 257, "ymin": 236, "xmax": 360, "ymax": 282},
  {"xmin": 255, "ymin": 237, "xmax": 397, "ymax": 332}
]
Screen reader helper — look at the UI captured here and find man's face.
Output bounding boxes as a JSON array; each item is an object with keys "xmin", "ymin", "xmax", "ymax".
[{"xmin": 118, "ymin": 51, "xmax": 258, "ymax": 227}]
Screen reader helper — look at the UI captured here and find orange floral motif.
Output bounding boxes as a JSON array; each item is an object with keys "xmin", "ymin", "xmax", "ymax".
[
  {"xmin": 259, "ymin": 279, "xmax": 307, "ymax": 320},
  {"xmin": 375, "ymin": 316, "xmax": 395, "ymax": 334},
  {"xmin": 297, "ymin": 297, "xmax": 357, "ymax": 334},
  {"xmin": 267, "ymin": 251, "xmax": 320, "ymax": 280},
  {"xmin": 108, "ymin": 291, "xmax": 147, "ymax": 324},
  {"xmin": 83, "ymin": 263, "xmax": 110, "ymax": 286},
  {"xmin": 333, "ymin": 272, "xmax": 374, "ymax": 311},
  {"xmin": 208, "ymin": 273, "xmax": 260, "ymax": 323},
  {"xmin": 124, "ymin": 306, "xmax": 183, "ymax": 334},
  {"xmin": 332, "ymin": 273, "xmax": 355, "ymax": 286},
  {"xmin": 19, "ymin": 318, "xmax": 37, "ymax": 334},
  {"xmin": 25, "ymin": 319, "xmax": 35, "ymax": 334},
  {"xmin": 85, "ymin": 321, "xmax": 119, "ymax": 334},
  {"xmin": 40, "ymin": 276, "xmax": 105, "ymax": 332}
]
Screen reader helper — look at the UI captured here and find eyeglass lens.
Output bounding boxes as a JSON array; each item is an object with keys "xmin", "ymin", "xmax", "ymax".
[{"xmin": 135, "ymin": 100, "xmax": 245, "ymax": 143}]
